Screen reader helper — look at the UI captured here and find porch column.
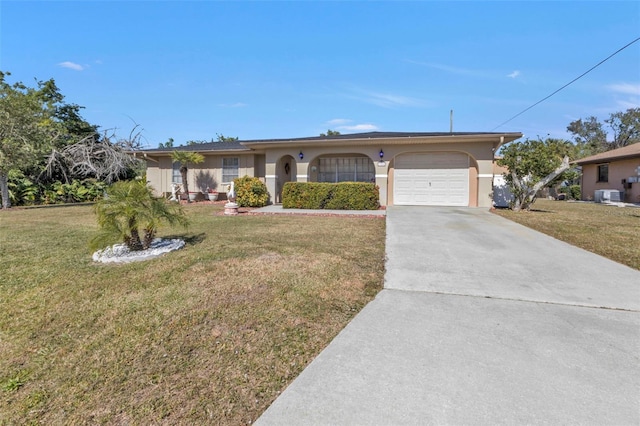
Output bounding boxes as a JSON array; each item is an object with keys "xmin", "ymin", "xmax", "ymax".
[
  {"xmin": 375, "ymin": 158, "xmax": 389, "ymax": 206},
  {"xmin": 265, "ymin": 161, "xmax": 277, "ymax": 205},
  {"xmin": 376, "ymin": 174, "xmax": 388, "ymax": 206},
  {"xmin": 477, "ymin": 159, "xmax": 494, "ymax": 208}
]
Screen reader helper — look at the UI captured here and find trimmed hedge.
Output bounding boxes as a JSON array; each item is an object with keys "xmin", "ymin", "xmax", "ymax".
[
  {"xmin": 282, "ymin": 182, "xmax": 379, "ymax": 210},
  {"xmin": 234, "ymin": 176, "xmax": 269, "ymax": 207}
]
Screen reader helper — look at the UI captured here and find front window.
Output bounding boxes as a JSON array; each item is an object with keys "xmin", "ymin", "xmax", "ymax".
[
  {"xmin": 172, "ymin": 162, "xmax": 182, "ymax": 184},
  {"xmin": 597, "ymin": 164, "xmax": 608, "ymax": 182},
  {"xmin": 318, "ymin": 157, "xmax": 375, "ymax": 183},
  {"xmin": 222, "ymin": 157, "xmax": 239, "ymax": 183}
]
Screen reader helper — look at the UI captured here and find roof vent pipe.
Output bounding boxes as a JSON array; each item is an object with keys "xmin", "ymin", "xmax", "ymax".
[{"xmin": 450, "ymin": 110, "xmax": 453, "ymax": 133}]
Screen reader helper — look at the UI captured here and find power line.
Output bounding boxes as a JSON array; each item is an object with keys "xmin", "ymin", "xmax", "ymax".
[{"xmin": 491, "ymin": 36, "xmax": 640, "ymax": 131}]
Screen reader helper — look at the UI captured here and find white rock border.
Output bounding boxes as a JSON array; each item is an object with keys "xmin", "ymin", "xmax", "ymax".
[{"xmin": 92, "ymin": 238, "xmax": 185, "ymax": 264}]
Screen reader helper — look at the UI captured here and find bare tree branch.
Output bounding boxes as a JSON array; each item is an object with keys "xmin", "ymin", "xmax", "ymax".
[{"xmin": 43, "ymin": 126, "xmax": 143, "ymax": 184}]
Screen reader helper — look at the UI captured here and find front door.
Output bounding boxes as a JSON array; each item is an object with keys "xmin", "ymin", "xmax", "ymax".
[{"xmin": 276, "ymin": 155, "xmax": 296, "ymax": 203}]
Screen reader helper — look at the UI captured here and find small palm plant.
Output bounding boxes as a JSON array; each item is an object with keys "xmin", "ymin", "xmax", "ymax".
[
  {"xmin": 171, "ymin": 151, "xmax": 205, "ymax": 202},
  {"xmin": 91, "ymin": 180, "xmax": 188, "ymax": 251}
]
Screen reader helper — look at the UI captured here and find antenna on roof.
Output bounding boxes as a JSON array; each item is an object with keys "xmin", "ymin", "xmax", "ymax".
[{"xmin": 450, "ymin": 110, "xmax": 454, "ymax": 133}]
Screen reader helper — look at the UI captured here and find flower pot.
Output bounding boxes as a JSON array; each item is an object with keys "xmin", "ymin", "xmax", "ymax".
[
  {"xmin": 208, "ymin": 193, "xmax": 218, "ymax": 201},
  {"xmin": 188, "ymin": 193, "xmax": 198, "ymax": 202}
]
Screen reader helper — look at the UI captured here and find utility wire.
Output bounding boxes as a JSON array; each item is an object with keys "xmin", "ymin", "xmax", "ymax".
[{"xmin": 491, "ymin": 36, "xmax": 640, "ymax": 131}]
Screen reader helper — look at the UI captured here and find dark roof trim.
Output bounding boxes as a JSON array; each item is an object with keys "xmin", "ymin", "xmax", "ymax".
[
  {"xmin": 241, "ymin": 131, "xmax": 521, "ymax": 144},
  {"xmin": 141, "ymin": 140, "xmax": 250, "ymax": 154},
  {"xmin": 140, "ymin": 131, "xmax": 523, "ymax": 153}
]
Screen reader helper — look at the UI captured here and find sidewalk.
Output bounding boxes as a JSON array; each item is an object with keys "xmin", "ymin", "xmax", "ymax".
[{"xmin": 252, "ymin": 205, "xmax": 386, "ymax": 216}]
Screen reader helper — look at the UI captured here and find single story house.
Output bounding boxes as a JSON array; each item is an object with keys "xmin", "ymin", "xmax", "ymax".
[
  {"xmin": 574, "ymin": 143, "xmax": 640, "ymax": 203},
  {"xmin": 139, "ymin": 131, "xmax": 522, "ymax": 208}
]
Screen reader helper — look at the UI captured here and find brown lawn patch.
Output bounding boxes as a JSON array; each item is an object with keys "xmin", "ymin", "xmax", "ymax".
[
  {"xmin": 492, "ymin": 199, "xmax": 640, "ymax": 270},
  {"xmin": 0, "ymin": 203, "xmax": 385, "ymax": 424}
]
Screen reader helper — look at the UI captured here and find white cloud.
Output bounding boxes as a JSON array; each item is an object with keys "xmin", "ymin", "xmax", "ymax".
[
  {"xmin": 616, "ymin": 99, "xmax": 640, "ymax": 109},
  {"xmin": 58, "ymin": 61, "xmax": 84, "ymax": 71},
  {"xmin": 327, "ymin": 118, "xmax": 352, "ymax": 126},
  {"xmin": 407, "ymin": 60, "xmax": 473, "ymax": 75},
  {"xmin": 356, "ymin": 90, "xmax": 424, "ymax": 108},
  {"xmin": 324, "ymin": 117, "xmax": 379, "ymax": 132},
  {"xmin": 337, "ymin": 123, "xmax": 379, "ymax": 132},
  {"xmin": 409, "ymin": 59, "xmax": 523, "ymax": 82},
  {"xmin": 218, "ymin": 102, "xmax": 247, "ymax": 108},
  {"xmin": 605, "ymin": 83, "xmax": 640, "ymax": 109},
  {"xmin": 607, "ymin": 83, "xmax": 640, "ymax": 96}
]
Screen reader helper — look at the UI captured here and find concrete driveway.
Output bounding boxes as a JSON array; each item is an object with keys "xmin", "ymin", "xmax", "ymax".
[{"xmin": 257, "ymin": 206, "xmax": 640, "ymax": 425}]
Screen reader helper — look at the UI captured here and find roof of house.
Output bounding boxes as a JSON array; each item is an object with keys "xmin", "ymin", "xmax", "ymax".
[
  {"xmin": 574, "ymin": 143, "xmax": 640, "ymax": 165},
  {"xmin": 140, "ymin": 131, "xmax": 522, "ymax": 153},
  {"xmin": 147, "ymin": 140, "xmax": 250, "ymax": 153}
]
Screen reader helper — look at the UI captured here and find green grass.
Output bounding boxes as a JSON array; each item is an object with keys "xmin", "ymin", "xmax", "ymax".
[
  {"xmin": 0, "ymin": 204, "xmax": 385, "ymax": 424},
  {"xmin": 493, "ymin": 199, "xmax": 640, "ymax": 271}
]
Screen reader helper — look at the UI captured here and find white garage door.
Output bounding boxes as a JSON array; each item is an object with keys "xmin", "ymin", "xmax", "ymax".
[{"xmin": 394, "ymin": 152, "xmax": 469, "ymax": 206}]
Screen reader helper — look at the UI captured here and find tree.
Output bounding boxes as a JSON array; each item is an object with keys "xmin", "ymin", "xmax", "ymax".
[
  {"xmin": 215, "ymin": 133, "xmax": 238, "ymax": 142},
  {"xmin": 158, "ymin": 137, "xmax": 174, "ymax": 149},
  {"xmin": 320, "ymin": 129, "xmax": 341, "ymax": 137},
  {"xmin": 53, "ymin": 103, "xmax": 99, "ymax": 144},
  {"xmin": 0, "ymin": 72, "xmax": 62, "ymax": 209},
  {"xmin": 185, "ymin": 134, "xmax": 238, "ymax": 145},
  {"xmin": 44, "ymin": 126, "xmax": 144, "ymax": 184},
  {"xmin": 605, "ymin": 108, "xmax": 640, "ymax": 150},
  {"xmin": 171, "ymin": 151, "xmax": 204, "ymax": 201},
  {"xmin": 92, "ymin": 180, "xmax": 188, "ymax": 251},
  {"xmin": 0, "ymin": 71, "xmax": 104, "ymax": 208},
  {"xmin": 567, "ymin": 108, "xmax": 640, "ymax": 156},
  {"xmin": 566, "ymin": 116, "xmax": 607, "ymax": 157},
  {"xmin": 497, "ymin": 138, "xmax": 575, "ymax": 211}
]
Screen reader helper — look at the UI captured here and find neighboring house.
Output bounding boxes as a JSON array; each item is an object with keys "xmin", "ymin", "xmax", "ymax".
[
  {"xmin": 574, "ymin": 144, "xmax": 640, "ymax": 203},
  {"xmin": 139, "ymin": 131, "xmax": 522, "ymax": 207}
]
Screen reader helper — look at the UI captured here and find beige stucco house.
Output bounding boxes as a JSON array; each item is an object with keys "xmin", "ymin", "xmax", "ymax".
[
  {"xmin": 140, "ymin": 131, "xmax": 522, "ymax": 208},
  {"xmin": 575, "ymin": 143, "xmax": 640, "ymax": 203}
]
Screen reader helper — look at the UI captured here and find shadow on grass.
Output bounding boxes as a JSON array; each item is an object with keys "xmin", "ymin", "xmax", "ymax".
[
  {"xmin": 164, "ymin": 232, "xmax": 207, "ymax": 247},
  {"xmin": 495, "ymin": 207, "xmax": 556, "ymax": 214}
]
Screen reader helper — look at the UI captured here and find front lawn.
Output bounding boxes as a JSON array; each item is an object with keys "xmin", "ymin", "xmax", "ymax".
[
  {"xmin": 0, "ymin": 204, "xmax": 385, "ymax": 424},
  {"xmin": 493, "ymin": 199, "xmax": 640, "ymax": 271}
]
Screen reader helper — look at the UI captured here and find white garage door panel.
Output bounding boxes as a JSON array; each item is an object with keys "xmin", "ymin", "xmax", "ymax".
[{"xmin": 394, "ymin": 153, "xmax": 469, "ymax": 206}]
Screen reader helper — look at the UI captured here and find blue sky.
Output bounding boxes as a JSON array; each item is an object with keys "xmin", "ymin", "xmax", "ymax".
[{"xmin": 2, "ymin": 1, "xmax": 639, "ymax": 148}]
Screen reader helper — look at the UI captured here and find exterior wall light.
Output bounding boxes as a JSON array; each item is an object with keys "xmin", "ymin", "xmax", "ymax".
[
  {"xmin": 299, "ymin": 152, "xmax": 304, "ymax": 160},
  {"xmin": 379, "ymin": 149, "xmax": 384, "ymax": 159}
]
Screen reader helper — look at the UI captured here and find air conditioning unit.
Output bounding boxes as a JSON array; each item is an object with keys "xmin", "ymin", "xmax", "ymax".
[{"xmin": 594, "ymin": 189, "xmax": 624, "ymax": 203}]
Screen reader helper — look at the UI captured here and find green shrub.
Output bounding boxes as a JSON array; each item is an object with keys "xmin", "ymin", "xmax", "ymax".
[
  {"xmin": 325, "ymin": 183, "xmax": 380, "ymax": 210},
  {"xmin": 559, "ymin": 184, "xmax": 581, "ymax": 200},
  {"xmin": 7, "ymin": 170, "xmax": 38, "ymax": 206},
  {"xmin": 283, "ymin": 182, "xmax": 379, "ymax": 210},
  {"xmin": 234, "ymin": 176, "xmax": 269, "ymax": 207},
  {"xmin": 2, "ymin": 174, "xmax": 107, "ymax": 206},
  {"xmin": 282, "ymin": 182, "xmax": 334, "ymax": 209},
  {"xmin": 49, "ymin": 179, "xmax": 106, "ymax": 204}
]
